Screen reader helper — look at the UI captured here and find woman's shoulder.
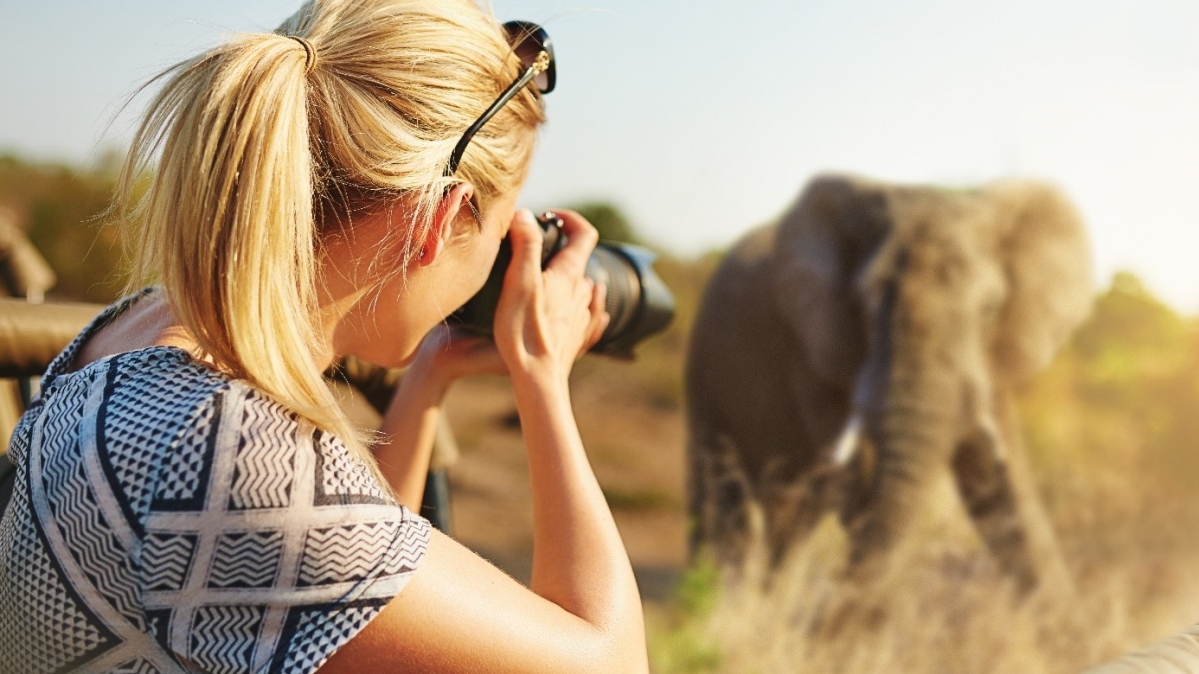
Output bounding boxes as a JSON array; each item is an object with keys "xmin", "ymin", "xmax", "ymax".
[
  {"xmin": 23, "ymin": 345, "xmax": 246, "ymax": 529},
  {"xmin": 13, "ymin": 343, "xmax": 430, "ymax": 674},
  {"xmin": 87, "ymin": 345, "xmax": 406, "ymax": 515},
  {"xmin": 24, "ymin": 339, "xmax": 412, "ymax": 531}
]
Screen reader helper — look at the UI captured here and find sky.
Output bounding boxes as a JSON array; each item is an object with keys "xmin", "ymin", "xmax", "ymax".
[{"xmin": 2, "ymin": 0, "xmax": 1198, "ymax": 310}]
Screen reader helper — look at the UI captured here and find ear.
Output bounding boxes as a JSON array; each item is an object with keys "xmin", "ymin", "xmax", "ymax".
[
  {"xmin": 989, "ymin": 181, "xmax": 1093, "ymax": 383},
  {"xmin": 771, "ymin": 175, "xmax": 891, "ymax": 386},
  {"xmin": 417, "ymin": 183, "xmax": 475, "ymax": 267}
]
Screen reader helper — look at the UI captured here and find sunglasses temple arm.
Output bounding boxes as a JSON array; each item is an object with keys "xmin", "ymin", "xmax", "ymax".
[{"xmin": 444, "ymin": 65, "xmax": 541, "ymax": 177}]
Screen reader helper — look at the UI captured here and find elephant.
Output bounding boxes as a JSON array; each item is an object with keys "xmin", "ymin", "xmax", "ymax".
[{"xmin": 685, "ymin": 174, "xmax": 1092, "ymax": 591}]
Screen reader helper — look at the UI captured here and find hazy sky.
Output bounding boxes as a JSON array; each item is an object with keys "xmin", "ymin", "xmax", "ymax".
[{"xmin": 3, "ymin": 1, "xmax": 1198, "ymax": 309}]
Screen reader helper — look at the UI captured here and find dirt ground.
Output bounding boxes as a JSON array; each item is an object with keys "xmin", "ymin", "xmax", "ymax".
[{"xmin": 442, "ymin": 361, "xmax": 688, "ymax": 601}]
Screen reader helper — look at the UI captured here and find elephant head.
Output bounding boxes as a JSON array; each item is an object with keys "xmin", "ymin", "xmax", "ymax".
[{"xmin": 770, "ymin": 175, "xmax": 1091, "ymax": 584}]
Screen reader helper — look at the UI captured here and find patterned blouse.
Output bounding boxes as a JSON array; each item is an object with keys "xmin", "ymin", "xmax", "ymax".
[{"xmin": 0, "ymin": 293, "xmax": 430, "ymax": 674}]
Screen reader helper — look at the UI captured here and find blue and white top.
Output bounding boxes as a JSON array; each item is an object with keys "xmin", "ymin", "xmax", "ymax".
[{"xmin": 0, "ymin": 292, "xmax": 430, "ymax": 674}]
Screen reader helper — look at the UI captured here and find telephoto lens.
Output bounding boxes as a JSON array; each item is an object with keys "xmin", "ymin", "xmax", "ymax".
[{"xmin": 452, "ymin": 213, "xmax": 675, "ymax": 358}]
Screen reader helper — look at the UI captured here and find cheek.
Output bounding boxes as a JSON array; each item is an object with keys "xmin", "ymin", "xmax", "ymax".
[{"xmin": 468, "ymin": 233, "xmax": 503, "ymax": 288}]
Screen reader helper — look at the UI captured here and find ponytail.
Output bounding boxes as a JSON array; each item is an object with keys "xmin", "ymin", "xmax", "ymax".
[
  {"xmin": 114, "ymin": 0, "xmax": 545, "ymax": 466},
  {"xmin": 119, "ymin": 32, "xmax": 356, "ymax": 448}
]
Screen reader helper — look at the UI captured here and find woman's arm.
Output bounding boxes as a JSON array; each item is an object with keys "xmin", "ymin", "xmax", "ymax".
[
  {"xmin": 370, "ymin": 355, "xmax": 447, "ymax": 510},
  {"xmin": 371, "ymin": 328, "xmax": 505, "ymax": 509},
  {"xmin": 329, "ymin": 376, "xmax": 646, "ymax": 673},
  {"xmin": 322, "ymin": 529, "xmax": 644, "ymax": 674},
  {"xmin": 513, "ymin": 370, "xmax": 646, "ymax": 656},
  {"xmin": 492, "ymin": 209, "xmax": 640, "ymax": 648}
]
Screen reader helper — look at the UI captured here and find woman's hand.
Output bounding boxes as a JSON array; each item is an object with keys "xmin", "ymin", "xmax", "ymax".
[
  {"xmin": 493, "ymin": 209, "xmax": 609, "ymax": 387},
  {"xmin": 405, "ymin": 323, "xmax": 507, "ymax": 398}
]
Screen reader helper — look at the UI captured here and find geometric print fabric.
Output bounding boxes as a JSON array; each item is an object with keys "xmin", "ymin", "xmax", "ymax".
[
  {"xmin": 209, "ymin": 531, "xmax": 285, "ymax": 589},
  {"xmin": 0, "ymin": 477, "xmax": 116, "ymax": 674},
  {"xmin": 141, "ymin": 533, "xmax": 198, "ymax": 593},
  {"xmin": 311, "ymin": 432, "xmax": 389, "ymax": 507},
  {"xmin": 274, "ymin": 601, "xmax": 386, "ymax": 674},
  {"xmin": 0, "ymin": 293, "xmax": 429, "ymax": 673}
]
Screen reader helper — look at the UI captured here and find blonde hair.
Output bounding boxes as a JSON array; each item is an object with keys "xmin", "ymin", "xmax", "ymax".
[{"xmin": 114, "ymin": 0, "xmax": 544, "ymax": 458}]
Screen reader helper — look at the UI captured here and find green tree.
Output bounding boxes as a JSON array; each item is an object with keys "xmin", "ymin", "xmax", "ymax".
[{"xmin": 567, "ymin": 201, "xmax": 640, "ymax": 244}]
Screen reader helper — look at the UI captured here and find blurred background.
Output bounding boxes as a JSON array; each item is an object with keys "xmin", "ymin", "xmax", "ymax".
[{"xmin": 2, "ymin": 1, "xmax": 1199, "ymax": 672}]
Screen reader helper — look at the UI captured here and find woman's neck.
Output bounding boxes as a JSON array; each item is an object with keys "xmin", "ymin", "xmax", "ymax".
[{"xmin": 71, "ymin": 291, "xmax": 210, "ymax": 372}]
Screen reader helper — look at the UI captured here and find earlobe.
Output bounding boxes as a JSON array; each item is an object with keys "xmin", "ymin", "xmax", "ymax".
[{"xmin": 415, "ymin": 239, "xmax": 440, "ymax": 268}]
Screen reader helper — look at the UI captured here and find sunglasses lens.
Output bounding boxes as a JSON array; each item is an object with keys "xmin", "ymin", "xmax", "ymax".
[
  {"xmin": 514, "ymin": 39, "xmax": 548, "ymax": 92},
  {"xmin": 504, "ymin": 21, "xmax": 555, "ymax": 93}
]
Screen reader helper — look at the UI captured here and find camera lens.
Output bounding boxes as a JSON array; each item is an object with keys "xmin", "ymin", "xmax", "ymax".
[{"xmin": 452, "ymin": 213, "xmax": 674, "ymax": 358}]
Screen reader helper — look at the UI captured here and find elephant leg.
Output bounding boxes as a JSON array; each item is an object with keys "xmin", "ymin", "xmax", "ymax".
[
  {"xmin": 758, "ymin": 459, "xmax": 839, "ymax": 570},
  {"xmin": 688, "ymin": 427, "xmax": 757, "ymax": 570},
  {"xmin": 951, "ymin": 425, "xmax": 1038, "ymax": 592},
  {"xmin": 953, "ymin": 393, "xmax": 1071, "ymax": 594}
]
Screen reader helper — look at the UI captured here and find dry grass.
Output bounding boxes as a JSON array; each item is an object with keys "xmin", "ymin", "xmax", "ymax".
[{"xmin": 649, "ymin": 476, "xmax": 1199, "ymax": 674}]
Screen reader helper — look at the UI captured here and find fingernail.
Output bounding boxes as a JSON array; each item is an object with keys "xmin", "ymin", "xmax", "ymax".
[{"xmin": 516, "ymin": 208, "xmax": 535, "ymax": 225}]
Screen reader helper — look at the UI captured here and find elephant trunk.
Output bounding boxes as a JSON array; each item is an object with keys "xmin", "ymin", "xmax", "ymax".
[{"xmin": 849, "ymin": 369, "xmax": 960, "ymax": 572}]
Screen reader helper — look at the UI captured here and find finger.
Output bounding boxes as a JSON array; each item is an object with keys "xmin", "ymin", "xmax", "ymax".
[
  {"xmin": 444, "ymin": 324, "xmax": 480, "ymax": 343},
  {"xmin": 590, "ymin": 281, "xmax": 607, "ymax": 317},
  {"xmin": 545, "ymin": 209, "xmax": 598, "ymax": 279},
  {"xmin": 582, "ymin": 311, "xmax": 610, "ymax": 355},
  {"xmin": 596, "ymin": 313, "xmax": 612, "ymax": 347},
  {"xmin": 504, "ymin": 209, "xmax": 543, "ymax": 292},
  {"xmin": 446, "ymin": 332, "xmax": 492, "ymax": 352},
  {"xmin": 586, "ymin": 280, "xmax": 607, "ymax": 331},
  {"xmin": 576, "ymin": 277, "xmax": 596, "ymax": 308},
  {"xmin": 580, "ymin": 282, "xmax": 608, "ymax": 354}
]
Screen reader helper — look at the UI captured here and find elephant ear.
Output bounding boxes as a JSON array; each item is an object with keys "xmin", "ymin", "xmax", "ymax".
[
  {"xmin": 771, "ymin": 175, "xmax": 891, "ymax": 386},
  {"xmin": 989, "ymin": 181, "xmax": 1093, "ymax": 383}
]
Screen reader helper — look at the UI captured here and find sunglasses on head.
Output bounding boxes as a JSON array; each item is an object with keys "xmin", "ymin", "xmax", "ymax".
[{"xmin": 444, "ymin": 20, "xmax": 556, "ymax": 177}]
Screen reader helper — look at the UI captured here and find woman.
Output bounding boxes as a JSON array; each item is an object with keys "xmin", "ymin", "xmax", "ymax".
[{"xmin": 0, "ymin": 1, "xmax": 648, "ymax": 672}]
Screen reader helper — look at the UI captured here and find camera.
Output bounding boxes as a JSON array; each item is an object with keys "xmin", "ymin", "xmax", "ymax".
[{"xmin": 452, "ymin": 212, "xmax": 675, "ymax": 358}]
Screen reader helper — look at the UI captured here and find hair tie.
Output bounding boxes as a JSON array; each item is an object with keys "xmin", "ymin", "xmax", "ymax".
[{"xmin": 288, "ymin": 36, "xmax": 317, "ymax": 75}]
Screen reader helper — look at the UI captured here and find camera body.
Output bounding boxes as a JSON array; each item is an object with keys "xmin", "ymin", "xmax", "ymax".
[{"xmin": 452, "ymin": 213, "xmax": 675, "ymax": 358}]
